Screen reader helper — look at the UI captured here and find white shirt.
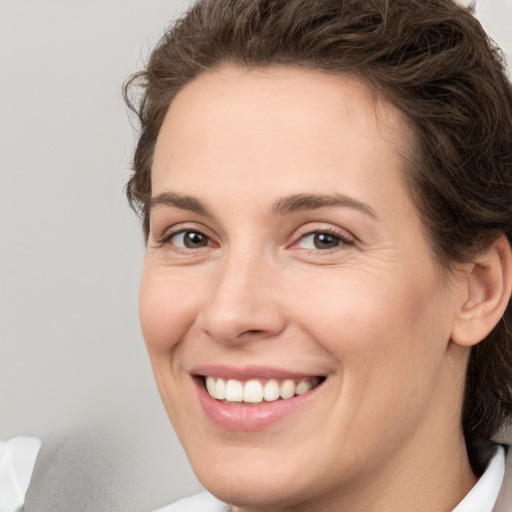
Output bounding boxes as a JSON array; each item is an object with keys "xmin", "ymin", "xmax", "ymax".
[
  {"xmin": 0, "ymin": 437, "xmax": 41, "ymax": 512},
  {"xmin": 155, "ymin": 446, "xmax": 507, "ymax": 512}
]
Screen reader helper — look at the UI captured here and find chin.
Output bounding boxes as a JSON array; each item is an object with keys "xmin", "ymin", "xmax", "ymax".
[
  {"xmin": 192, "ymin": 461, "xmax": 315, "ymax": 510},
  {"xmin": 180, "ymin": 430, "xmax": 344, "ymax": 511}
]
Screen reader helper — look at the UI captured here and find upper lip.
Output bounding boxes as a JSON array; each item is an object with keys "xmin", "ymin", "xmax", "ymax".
[{"xmin": 191, "ymin": 364, "xmax": 324, "ymax": 381}]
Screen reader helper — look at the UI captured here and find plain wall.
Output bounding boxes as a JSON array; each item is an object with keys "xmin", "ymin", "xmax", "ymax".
[
  {"xmin": 1, "ymin": 0, "xmax": 511, "ymax": 509},
  {"xmin": 0, "ymin": 0, "xmax": 202, "ymax": 509}
]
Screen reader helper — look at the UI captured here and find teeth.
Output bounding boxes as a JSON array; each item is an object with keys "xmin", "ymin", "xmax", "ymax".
[
  {"xmin": 243, "ymin": 380, "xmax": 263, "ymax": 403},
  {"xmin": 295, "ymin": 379, "xmax": 313, "ymax": 395},
  {"xmin": 204, "ymin": 376, "xmax": 320, "ymax": 403},
  {"xmin": 206, "ymin": 376, "xmax": 228, "ymax": 399},
  {"xmin": 263, "ymin": 379, "xmax": 280, "ymax": 401},
  {"xmin": 279, "ymin": 379, "xmax": 295, "ymax": 399},
  {"xmin": 225, "ymin": 379, "xmax": 243, "ymax": 402},
  {"xmin": 215, "ymin": 378, "xmax": 227, "ymax": 400},
  {"xmin": 206, "ymin": 376, "xmax": 216, "ymax": 396}
]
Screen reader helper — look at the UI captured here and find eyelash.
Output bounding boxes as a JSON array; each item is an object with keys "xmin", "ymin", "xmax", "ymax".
[
  {"xmin": 159, "ymin": 226, "xmax": 213, "ymax": 251},
  {"xmin": 159, "ymin": 226, "xmax": 354, "ymax": 253},
  {"xmin": 292, "ymin": 227, "xmax": 354, "ymax": 252}
]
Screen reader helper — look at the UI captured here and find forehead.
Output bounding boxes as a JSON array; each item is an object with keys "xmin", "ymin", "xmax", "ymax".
[{"xmin": 151, "ymin": 65, "xmax": 413, "ymax": 196}]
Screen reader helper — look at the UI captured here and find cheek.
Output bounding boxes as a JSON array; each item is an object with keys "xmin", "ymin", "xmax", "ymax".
[
  {"xmin": 139, "ymin": 267, "xmax": 199, "ymax": 355},
  {"xmin": 286, "ymin": 269, "xmax": 453, "ymax": 450},
  {"xmin": 290, "ymin": 265, "xmax": 450, "ymax": 369}
]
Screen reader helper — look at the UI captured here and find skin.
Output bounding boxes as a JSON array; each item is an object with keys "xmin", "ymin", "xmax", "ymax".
[{"xmin": 140, "ymin": 66, "xmax": 480, "ymax": 511}]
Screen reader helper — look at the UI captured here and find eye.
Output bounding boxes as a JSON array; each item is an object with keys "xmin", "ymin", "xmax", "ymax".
[
  {"xmin": 167, "ymin": 230, "xmax": 210, "ymax": 249},
  {"xmin": 296, "ymin": 231, "xmax": 352, "ymax": 250}
]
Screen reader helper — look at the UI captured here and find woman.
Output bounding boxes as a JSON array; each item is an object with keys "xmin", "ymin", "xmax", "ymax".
[{"xmin": 125, "ymin": 0, "xmax": 512, "ymax": 510}]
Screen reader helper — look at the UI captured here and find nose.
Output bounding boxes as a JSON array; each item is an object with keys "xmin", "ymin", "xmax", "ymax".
[{"xmin": 196, "ymin": 250, "xmax": 287, "ymax": 345}]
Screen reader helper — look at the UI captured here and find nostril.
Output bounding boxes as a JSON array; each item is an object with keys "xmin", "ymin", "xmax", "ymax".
[{"xmin": 237, "ymin": 329, "xmax": 269, "ymax": 340}]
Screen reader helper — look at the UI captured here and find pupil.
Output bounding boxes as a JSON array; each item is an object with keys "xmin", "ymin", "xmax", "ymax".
[
  {"xmin": 184, "ymin": 231, "xmax": 206, "ymax": 248},
  {"xmin": 314, "ymin": 233, "xmax": 339, "ymax": 249}
]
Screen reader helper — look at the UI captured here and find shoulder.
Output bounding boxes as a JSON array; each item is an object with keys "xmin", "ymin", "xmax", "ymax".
[{"xmin": 153, "ymin": 491, "xmax": 228, "ymax": 512}]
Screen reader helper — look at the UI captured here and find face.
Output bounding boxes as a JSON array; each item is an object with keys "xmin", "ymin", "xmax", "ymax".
[{"xmin": 141, "ymin": 66, "xmax": 469, "ymax": 510}]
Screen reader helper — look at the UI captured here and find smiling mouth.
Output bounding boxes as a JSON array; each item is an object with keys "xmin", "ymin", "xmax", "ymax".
[{"xmin": 201, "ymin": 376, "xmax": 326, "ymax": 404}]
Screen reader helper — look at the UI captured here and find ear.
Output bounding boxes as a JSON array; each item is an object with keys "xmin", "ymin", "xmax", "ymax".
[{"xmin": 451, "ymin": 235, "xmax": 512, "ymax": 347}]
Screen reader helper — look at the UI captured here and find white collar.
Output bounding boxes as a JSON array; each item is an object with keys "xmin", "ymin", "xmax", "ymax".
[{"xmin": 452, "ymin": 445, "xmax": 506, "ymax": 512}]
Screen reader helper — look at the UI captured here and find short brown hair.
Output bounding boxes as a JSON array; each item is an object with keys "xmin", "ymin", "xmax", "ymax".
[{"xmin": 124, "ymin": 0, "xmax": 512, "ymax": 457}]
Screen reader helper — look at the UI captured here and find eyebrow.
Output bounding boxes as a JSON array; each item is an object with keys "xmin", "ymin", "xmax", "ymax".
[
  {"xmin": 272, "ymin": 193, "xmax": 376, "ymax": 218},
  {"xmin": 150, "ymin": 192, "xmax": 211, "ymax": 216},
  {"xmin": 150, "ymin": 191, "xmax": 376, "ymax": 218}
]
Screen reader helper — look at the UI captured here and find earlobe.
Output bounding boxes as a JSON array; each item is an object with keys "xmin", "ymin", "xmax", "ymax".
[{"xmin": 451, "ymin": 236, "xmax": 512, "ymax": 347}]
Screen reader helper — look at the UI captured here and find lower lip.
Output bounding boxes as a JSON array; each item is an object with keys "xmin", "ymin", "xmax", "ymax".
[{"xmin": 195, "ymin": 379, "xmax": 322, "ymax": 431}]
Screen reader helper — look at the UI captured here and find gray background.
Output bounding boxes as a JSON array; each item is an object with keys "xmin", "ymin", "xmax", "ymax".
[{"xmin": 1, "ymin": 0, "xmax": 511, "ymax": 509}]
